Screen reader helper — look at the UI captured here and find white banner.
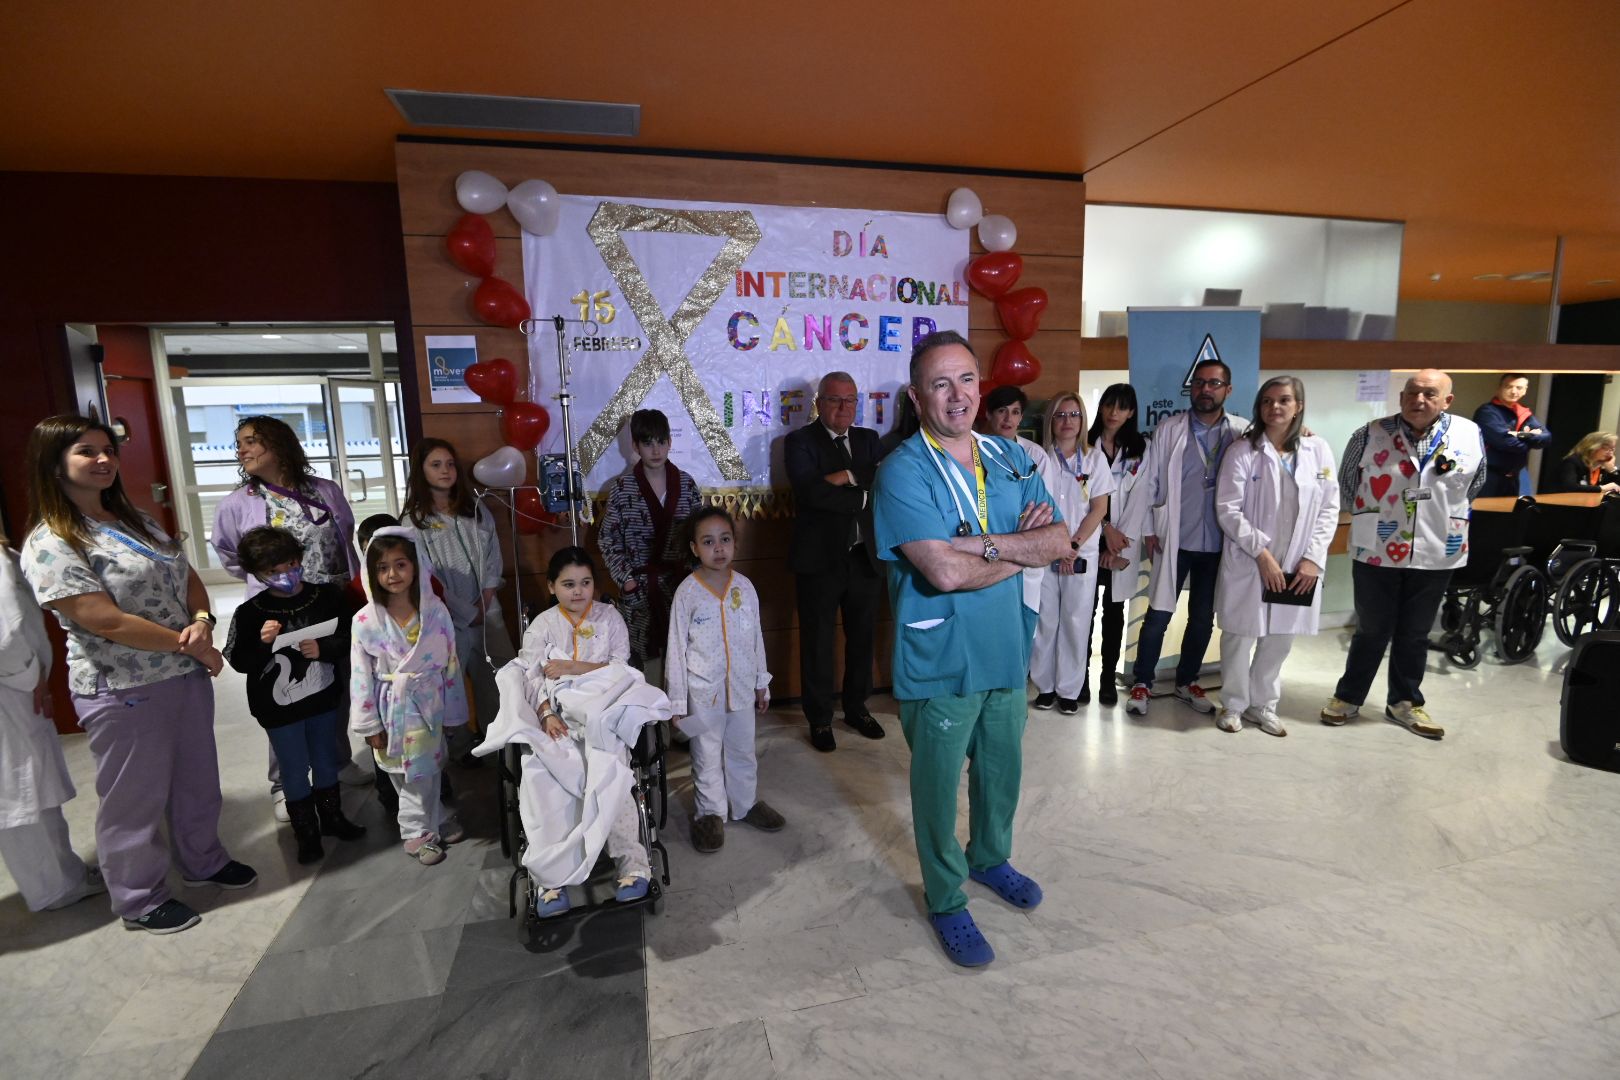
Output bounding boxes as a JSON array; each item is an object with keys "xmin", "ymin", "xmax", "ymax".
[{"xmin": 523, "ymin": 195, "xmax": 969, "ymax": 491}]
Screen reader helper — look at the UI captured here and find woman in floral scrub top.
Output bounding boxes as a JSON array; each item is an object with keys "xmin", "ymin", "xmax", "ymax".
[{"xmin": 22, "ymin": 415, "xmax": 255, "ymax": 935}]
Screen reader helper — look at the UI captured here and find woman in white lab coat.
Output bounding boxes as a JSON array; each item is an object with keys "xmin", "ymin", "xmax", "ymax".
[
  {"xmin": 1088, "ymin": 383, "xmax": 1148, "ymax": 706},
  {"xmin": 0, "ymin": 534, "xmax": 103, "ymax": 911},
  {"xmin": 1028, "ymin": 393, "xmax": 1115, "ymax": 713},
  {"xmin": 1212, "ymin": 376, "xmax": 1340, "ymax": 737}
]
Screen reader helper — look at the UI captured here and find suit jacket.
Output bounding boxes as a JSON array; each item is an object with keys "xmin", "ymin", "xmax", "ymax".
[{"xmin": 785, "ymin": 422, "xmax": 882, "ymax": 574}]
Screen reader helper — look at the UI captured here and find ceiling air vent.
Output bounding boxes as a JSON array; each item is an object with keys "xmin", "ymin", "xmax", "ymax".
[{"xmin": 386, "ymin": 89, "xmax": 640, "ymax": 138}]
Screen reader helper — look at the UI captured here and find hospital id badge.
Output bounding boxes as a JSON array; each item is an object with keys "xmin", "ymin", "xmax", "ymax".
[{"xmin": 1402, "ymin": 487, "xmax": 1432, "ymax": 501}]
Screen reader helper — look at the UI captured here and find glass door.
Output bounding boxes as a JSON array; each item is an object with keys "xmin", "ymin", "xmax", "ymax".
[{"xmin": 329, "ymin": 379, "xmax": 403, "ymax": 525}]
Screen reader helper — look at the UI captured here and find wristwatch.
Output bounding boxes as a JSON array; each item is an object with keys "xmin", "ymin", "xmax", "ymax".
[
  {"xmin": 192, "ymin": 610, "xmax": 217, "ymax": 628},
  {"xmin": 981, "ymin": 535, "xmax": 1000, "ymax": 562}
]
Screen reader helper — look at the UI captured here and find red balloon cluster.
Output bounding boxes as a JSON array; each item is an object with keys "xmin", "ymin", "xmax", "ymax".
[
  {"xmin": 965, "ymin": 250, "xmax": 1047, "ymax": 387},
  {"xmin": 445, "ymin": 211, "xmax": 531, "ymax": 329}
]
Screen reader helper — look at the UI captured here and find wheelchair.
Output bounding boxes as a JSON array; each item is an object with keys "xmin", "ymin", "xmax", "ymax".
[
  {"xmin": 1551, "ymin": 494, "xmax": 1620, "ymax": 646},
  {"xmin": 1433, "ymin": 496, "xmax": 1549, "ymax": 668},
  {"xmin": 495, "ymin": 718, "xmax": 671, "ymax": 935}
]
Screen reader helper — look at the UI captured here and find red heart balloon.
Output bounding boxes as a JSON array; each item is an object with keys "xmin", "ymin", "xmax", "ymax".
[
  {"xmin": 990, "ymin": 341, "xmax": 1041, "ymax": 387},
  {"xmin": 445, "ymin": 213, "xmax": 496, "ymax": 277},
  {"xmin": 473, "ymin": 276, "xmax": 531, "ymax": 329},
  {"xmin": 463, "ymin": 357, "xmax": 518, "ymax": 405},
  {"xmin": 966, "ymin": 252, "xmax": 1023, "ymax": 299},
  {"xmin": 514, "ymin": 487, "xmax": 549, "ymax": 535},
  {"xmin": 995, "ymin": 287, "xmax": 1048, "ymax": 341},
  {"xmin": 502, "ymin": 401, "xmax": 551, "ymax": 451}
]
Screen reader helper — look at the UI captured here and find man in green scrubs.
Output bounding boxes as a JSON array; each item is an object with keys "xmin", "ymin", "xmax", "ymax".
[{"xmin": 873, "ymin": 330, "xmax": 1070, "ymax": 966}]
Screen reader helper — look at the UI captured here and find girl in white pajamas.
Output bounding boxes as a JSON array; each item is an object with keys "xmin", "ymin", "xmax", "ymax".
[
  {"xmin": 517, "ymin": 546, "xmax": 651, "ymax": 915},
  {"xmin": 665, "ymin": 506, "xmax": 784, "ymax": 853}
]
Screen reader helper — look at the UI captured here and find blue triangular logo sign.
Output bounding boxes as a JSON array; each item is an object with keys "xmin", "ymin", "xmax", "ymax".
[{"xmin": 1183, "ymin": 334, "xmax": 1222, "ymax": 388}]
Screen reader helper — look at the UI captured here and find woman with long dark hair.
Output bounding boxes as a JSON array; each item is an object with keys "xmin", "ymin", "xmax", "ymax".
[
  {"xmin": 401, "ymin": 437, "xmax": 515, "ymax": 745},
  {"xmin": 21, "ymin": 416, "xmax": 255, "ymax": 933},
  {"xmin": 212, "ymin": 415, "xmax": 363, "ymax": 820},
  {"xmin": 1085, "ymin": 384, "xmax": 1148, "ymax": 706}
]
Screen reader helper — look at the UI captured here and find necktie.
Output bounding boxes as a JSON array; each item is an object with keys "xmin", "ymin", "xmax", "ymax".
[{"xmin": 836, "ymin": 434, "xmax": 861, "ymax": 548}]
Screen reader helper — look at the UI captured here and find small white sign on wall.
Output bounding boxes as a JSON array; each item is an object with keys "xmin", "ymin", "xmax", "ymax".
[{"xmin": 1355, "ymin": 370, "xmax": 1388, "ymax": 403}]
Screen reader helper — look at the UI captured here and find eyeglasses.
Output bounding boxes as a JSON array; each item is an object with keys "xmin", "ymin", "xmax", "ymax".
[
  {"xmin": 819, "ymin": 395, "xmax": 858, "ymax": 407},
  {"xmin": 1051, "ymin": 410, "xmax": 1083, "ymax": 420},
  {"xmin": 1188, "ymin": 378, "xmax": 1228, "ymax": 390}
]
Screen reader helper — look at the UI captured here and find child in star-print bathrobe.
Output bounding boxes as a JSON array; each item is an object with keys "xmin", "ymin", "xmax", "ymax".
[{"xmin": 349, "ymin": 526, "xmax": 468, "ymax": 864}]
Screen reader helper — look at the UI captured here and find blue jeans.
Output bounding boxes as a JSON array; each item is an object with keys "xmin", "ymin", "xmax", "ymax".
[
  {"xmin": 1132, "ymin": 549, "xmax": 1221, "ymax": 688},
  {"xmin": 263, "ymin": 709, "xmax": 342, "ymax": 802}
]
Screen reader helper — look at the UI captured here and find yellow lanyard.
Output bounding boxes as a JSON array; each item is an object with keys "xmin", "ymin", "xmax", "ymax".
[
  {"xmin": 561, "ymin": 600, "xmax": 593, "ymax": 660},
  {"xmin": 923, "ymin": 429, "xmax": 989, "ymax": 533}
]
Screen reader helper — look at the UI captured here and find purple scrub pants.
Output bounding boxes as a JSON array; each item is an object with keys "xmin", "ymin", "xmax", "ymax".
[{"xmin": 73, "ymin": 669, "xmax": 231, "ymax": 918}]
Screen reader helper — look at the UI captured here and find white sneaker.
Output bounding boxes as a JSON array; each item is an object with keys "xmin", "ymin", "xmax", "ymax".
[
  {"xmin": 272, "ymin": 792, "xmax": 290, "ymax": 823},
  {"xmin": 1253, "ymin": 708, "xmax": 1287, "ymax": 737},
  {"xmin": 1125, "ymin": 684, "xmax": 1151, "ymax": 716},
  {"xmin": 44, "ymin": 865, "xmax": 107, "ymax": 910},
  {"xmin": 1320, "ymin": 697, "xmax": 1359, "ymax": 725},
  {"xmin": 1175, "ymin": 684, "xmax": 1216, "ymax": 714},
  {"xmin": 1216, "ymin": 709, "xmax": 1243, "ymax": 733}
]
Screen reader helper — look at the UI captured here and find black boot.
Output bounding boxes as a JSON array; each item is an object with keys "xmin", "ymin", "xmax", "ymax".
[
  {"xmin": 314, "ymin": 784, "xmax": 367, "ymax": 841},
  {"xmin": 285, "ymin": 796, "xmax": 325, "ymax": 865}
]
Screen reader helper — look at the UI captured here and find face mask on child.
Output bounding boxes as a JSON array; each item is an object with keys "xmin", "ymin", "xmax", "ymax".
[{"xmin": 264, "ymin": 568, "xmax": 303, "ymax": 594}]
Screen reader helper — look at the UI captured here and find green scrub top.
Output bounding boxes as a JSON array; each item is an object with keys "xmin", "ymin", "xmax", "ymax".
[{"xmin": 873, "ymin": 430, "xmax": 1060, "ymax": 701}]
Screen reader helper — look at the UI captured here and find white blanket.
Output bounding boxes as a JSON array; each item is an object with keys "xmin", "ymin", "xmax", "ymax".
[{"xmin": 477, "ymin": 654, "xmax": 670, "ymax": 887}]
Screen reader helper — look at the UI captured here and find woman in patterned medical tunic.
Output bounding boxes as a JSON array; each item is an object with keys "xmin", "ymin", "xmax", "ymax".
[{"xmin": 22, "ymin": 415, "xmax": 255, "ymax": 934}]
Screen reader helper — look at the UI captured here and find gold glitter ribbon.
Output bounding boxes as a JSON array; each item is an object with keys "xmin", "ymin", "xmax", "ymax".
[{"xmin": 576, "ymin": 202, "xmax": 762, "ymax": 481}]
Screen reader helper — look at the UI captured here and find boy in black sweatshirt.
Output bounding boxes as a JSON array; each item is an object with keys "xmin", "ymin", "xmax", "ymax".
[{"xmin": 224, "ymin": 526, "xmax": 366, "ymax": 863}]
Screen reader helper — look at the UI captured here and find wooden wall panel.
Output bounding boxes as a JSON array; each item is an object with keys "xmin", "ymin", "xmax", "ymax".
[{"xmin": 396, "ymin": 138, "xmax": 1083, "ymax": 699}]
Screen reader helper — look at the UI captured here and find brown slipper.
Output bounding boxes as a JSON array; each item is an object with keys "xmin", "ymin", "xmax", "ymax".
[
  {"xmin": 692, "ymin": 814, "xmax": 725, "ymax": 853},
  {"xmin": 741, "ymin": 801, "xmax": 786, "ymax": 832}
]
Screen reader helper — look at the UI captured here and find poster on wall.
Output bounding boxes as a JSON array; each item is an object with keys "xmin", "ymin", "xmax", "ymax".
[
  {"xmin": 522, "ymin": 195, "xmax": 969, "ymax": 492},
  {"xmin": 1125, "ymin": 307, "xmax": 1262, "ymax": 435},
  {"xmin": 425, "ymin": 334, "xmax": 480, "ymax": 404}
]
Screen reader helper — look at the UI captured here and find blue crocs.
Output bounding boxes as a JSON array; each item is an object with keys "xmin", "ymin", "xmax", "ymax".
[
  {"xmin": 536, "ymin": 887, "xmax": 571, "ymax": 919},
  {"xmin": 928, "ymin": 909, "xmax": 995, "ymax": 967},
  {"xmin": 614, "ymin": 876, "xmax": 650, "ymax": 903},
  {"xmin": 969, "ymin": 861, "xmax": 1043, "ymax": 910}
]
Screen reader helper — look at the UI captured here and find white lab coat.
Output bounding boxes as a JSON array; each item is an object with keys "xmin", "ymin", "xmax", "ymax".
[
  {"xmin": 1016, "ymin": 436, "xmax": 1050, "ymax": 616},
  {"xmin": 477, "ymin": 659, "xmax": 670, "ymax": 888},
  {"xmin": 1118, "ymin": 410, "xmax": 1248, "ymax": 613},
  {"xmin": 1100, "ymin": 445, "xmax": 1147, "ymax": 593},
  {"xmin": 1213, "ymin": 434, "xmax": 1340, "ymax": 638},
  {"xmin": 0, "ymin": 548, "xmax": 75, "ymax": 829}
]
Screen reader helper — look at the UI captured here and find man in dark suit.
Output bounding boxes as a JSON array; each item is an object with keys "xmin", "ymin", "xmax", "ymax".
[{"xmin": 786, "ymin": 372, "xmax": 887, "ymax": 752}]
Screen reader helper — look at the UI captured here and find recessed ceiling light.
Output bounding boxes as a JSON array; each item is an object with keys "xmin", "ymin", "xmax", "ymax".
[
  {"xmin": 1474, "ymin": 274, "xmax": 1504, "ymax": 281},
  {"xmin": 339, "ymin": 344, "xmax": 360, "ymax": 350},
  {"xmin": 1589, "ymin": 279, "xmax": 1616, "ymax": 285},
  {"xmin": 261, "ymin": 334, "xmax": 282, "ymax": 339},
  {"xmin": 1506, "ymin": 271, "xmax": 1553, "ymax": 282},
  {"xmin": 1429, "ymin": 272, "xmax": 1442, "ymax": 282}
]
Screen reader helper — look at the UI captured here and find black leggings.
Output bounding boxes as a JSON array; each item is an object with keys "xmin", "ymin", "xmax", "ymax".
[{"xmin": 1084, "ymin": 569, "xmax": 1125, "ymax": 686}]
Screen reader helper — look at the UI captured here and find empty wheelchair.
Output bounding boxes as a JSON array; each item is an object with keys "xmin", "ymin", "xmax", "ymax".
[
  {"xmin": 1433, "ymin": 496, "xmax": 1548, "ymax": 668},
  {"xmin": 1551, "ymin": 495, "xmax": 1620, "ymax": 646}
]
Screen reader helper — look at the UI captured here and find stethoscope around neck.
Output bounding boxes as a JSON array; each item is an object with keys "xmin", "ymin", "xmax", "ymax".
[{"xmin": 917, "ymin": 430, "xmax": 1034, "ymax": 537}]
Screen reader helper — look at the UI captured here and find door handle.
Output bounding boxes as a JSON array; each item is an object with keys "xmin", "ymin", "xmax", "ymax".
[
  {"xmin": 151, "ymin": 482, "xmax": 169, "ymax": 506},
  {"xmin": 348, "ymin": 469, "xmax": 368, "ymax": 502}
]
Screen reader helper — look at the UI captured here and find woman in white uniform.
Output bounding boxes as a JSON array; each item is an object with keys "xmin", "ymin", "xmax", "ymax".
[
  {"xmin": 1087, "ymin": 383, "xmax": 1148, "ymax": 707},
  {"xmin": 982, "ymin": 385, "xmax": 1051, "ymax": 623},
  {"xmin": 1029, "ymin": 393, "xmax": 1115, "ymax": 713},
  {"xmin": 0, "ymin": 530, "xmax": 104, "ymax": 911},
  {"xmin": 1213, "ymin": 376, "xmax": 1340, "ymax": 736}
]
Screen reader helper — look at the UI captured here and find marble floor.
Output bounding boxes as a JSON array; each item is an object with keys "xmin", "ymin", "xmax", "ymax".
[{"xmin": 5, "ymin": 614, "xmax": 1620, "ymax": 1079}]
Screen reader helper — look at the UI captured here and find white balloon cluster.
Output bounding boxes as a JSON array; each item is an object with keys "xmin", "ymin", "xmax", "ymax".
[
  {"xmin": 455, "ymin": 171, "xmax": 562, "ymax": 237},
  {"xmin": 944, "ymin": 187, "xmax": 1018, "ymax": 252},
  {"xmin": 470, "ymin": 445, "xmax": 526, "ymax": 487}
]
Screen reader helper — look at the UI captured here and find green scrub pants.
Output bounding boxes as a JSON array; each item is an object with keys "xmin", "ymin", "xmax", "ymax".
[{"xmin": 899, "ymin": 687, "xmax": 1026, "ymax": 915}]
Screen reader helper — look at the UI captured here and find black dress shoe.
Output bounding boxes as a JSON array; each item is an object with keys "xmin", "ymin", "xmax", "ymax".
[
  {"xmin": 843, "ymin": 712, "xmax": 886, "ymax": 740},
  {"xmin": 1032, "ymin": 692, "xmax": 1058, "ymax": 710},
  {"xmin": 1058, "ymin": 697, "xmax": 1080, "ymax": 714},
  {"xmin": 1098, "ymin": 679, "xmax": 1118, "ymax": 707},
  {"xmin": 810, "ymin": 727, "xmax": 836, "ymax": 752},
  {"xmin": 1077, "ymin": 683, "xmax": 1091, "ymax": 705}
]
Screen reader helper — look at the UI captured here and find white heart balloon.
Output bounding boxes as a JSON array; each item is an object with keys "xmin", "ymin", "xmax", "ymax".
[
  {"xmin": 978, "ymin": 214, "xmax": 1018, "ymax": 252},
  {"xmin": 471, "ymin": 445, "xmax": 526, "ymax": 488},
  {"xmin": 508, "ymin": 178, "xmax": 561, "ymax": 236},
  {"xmin": 945, "ymin": 188, "xmax": 983, "ymax": 230},
  {"xmin": 455, "ymin": 170, "xmax": 508, "ymax": 215}
]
